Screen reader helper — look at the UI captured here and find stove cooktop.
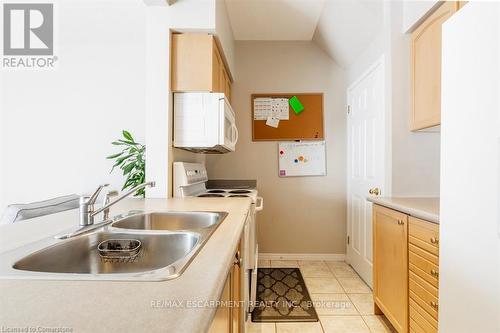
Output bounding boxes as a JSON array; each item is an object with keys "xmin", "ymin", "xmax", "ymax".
[
  {"xmin": 196, "ymin": 188, "xmax": 256, "ymax": 199},
  {"xmin": 197, "ymin": 193, "xmax": 224, "ymax": 198}
]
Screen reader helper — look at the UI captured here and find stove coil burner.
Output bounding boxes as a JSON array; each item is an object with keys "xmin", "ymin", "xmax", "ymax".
[
  {"xmin": 228, "ymin": 190, "xmax": 252, "ymax": 194},
  {"xmin": 206, "ymin": 190, "xmax": 227, "ymax": 194},
  {"xmin": 198, "ymin": 194, "xmax": 225, "ymax": 198},
  {"xmin": 228, "ymin": 195, "xmax": 249, "ymax": 197}
]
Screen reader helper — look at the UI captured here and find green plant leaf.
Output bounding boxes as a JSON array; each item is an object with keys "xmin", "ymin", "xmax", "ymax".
[
  {"xmin": 123, "ymin": 162, "xmax": 135, "ymax": 175},
  {"xmin": 106, "ymin": 152, "xmax": 123, "ymax": 159},
  {"xmin": 118, "ymin": 139, "xmax": 139, "ymax": 146},
  {"xmin": 116, "ymin": 154, "xmax": 133, "ymax": 165},
  {"xmin": 122, "ymin": 130, "xmax": 134, "ymax": 142}
]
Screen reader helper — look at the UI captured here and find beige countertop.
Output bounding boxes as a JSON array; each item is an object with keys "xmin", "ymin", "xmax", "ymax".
[
  {"xmin": 0, "ymin": 197, "xmax": 252, "ymax": 333},
  {"xmin": 367, "ymin": 197, "xmax": 440, "ymax": 224}
]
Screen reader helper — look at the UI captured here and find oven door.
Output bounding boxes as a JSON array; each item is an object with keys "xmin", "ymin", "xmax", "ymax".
[{"xmin": 220, "ymin": 97, "xmax": 238, "ymax": 152}]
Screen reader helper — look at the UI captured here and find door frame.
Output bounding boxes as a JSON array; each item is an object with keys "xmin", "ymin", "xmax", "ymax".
[{"xmin": 346, "ymin": 55, "xmax": 392, "ymax": 286}]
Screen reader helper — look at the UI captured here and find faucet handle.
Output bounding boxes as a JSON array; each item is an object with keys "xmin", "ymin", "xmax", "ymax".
[
  {"xmin": 103, "ymin": 190, "xmax": 119, "ymax": 220},
  {"xmin": 87, "ymin": 184, "xmax": 110, "ymax": 205},
  {"xmin": 105, "ymin": 190, "xmax": 119, "ymax": 200}
]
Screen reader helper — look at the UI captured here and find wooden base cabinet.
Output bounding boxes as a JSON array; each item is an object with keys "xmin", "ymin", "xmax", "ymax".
[
  {"xmin": 408, "ymin": 217, "xmax": 439, "ymax": 333},
  {"xmin": 208, "ymin": 240, "xmax": 243, "ymax": 333},
  {"xmin": 373, "ymin": 205, "xmax": 440, "ymax": 333},
  {"xmin": 373, "ymin": 205, "xmax": 409, "ymax": 333},
  {"xmin": 209, "ymin": 273, "xmax": 232, "ymax": 333}
]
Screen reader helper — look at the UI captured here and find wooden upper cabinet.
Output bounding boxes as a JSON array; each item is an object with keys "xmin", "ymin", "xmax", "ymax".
[
  {"xmin": 410, "ymin": 1, "xmax": 458, "ymax": 131},
  {"xmin": 373, "ymin": 204, "xmax": 408, "ymax": 333},
  {"xmin": 221, "ymin": 65, "xmax": 232, "ymax": 102},
  {"xmin": 171, "ymin": 33, "xmax": 232, "ymax": 102}
]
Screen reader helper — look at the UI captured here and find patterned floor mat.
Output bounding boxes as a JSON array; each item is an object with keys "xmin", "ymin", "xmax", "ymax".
[{"xmin": 251, "ymin": 268, "xmax": 318, "ymax": 322}]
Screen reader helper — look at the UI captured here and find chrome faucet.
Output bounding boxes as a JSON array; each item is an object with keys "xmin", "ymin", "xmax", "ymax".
[
  {"xmin": 79, "ymin": 181, "xmax": 156, "ymax": 226},
  {"xmin": 103, "ymin": 190, "xmax": 119, "ymax": 220},
  {"xmin": 55, "ymin": 181, "xmax": 156, "ymax": 240}
]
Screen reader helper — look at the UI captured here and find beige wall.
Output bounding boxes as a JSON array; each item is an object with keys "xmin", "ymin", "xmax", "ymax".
[
  {"xmin": 206, "ymin": 41, "xmax": 347, "ymax": 254},
  {"xmin": 346, "ymin": 1, "xmax": 440, "ymax": 198},
  {"xmin": 389, "ymin": 1, "xmax": 440, "ymax": 197}
]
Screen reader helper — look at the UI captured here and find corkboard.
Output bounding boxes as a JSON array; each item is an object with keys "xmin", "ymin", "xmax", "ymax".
[{"xmin": 251, "ymin": 93, "xmax": 324, "ymax": 141}]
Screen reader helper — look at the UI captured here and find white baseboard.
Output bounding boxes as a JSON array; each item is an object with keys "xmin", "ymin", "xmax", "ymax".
[{"xmin": 258, "ymin": 253, "xmax": 346, "ymax": 261}]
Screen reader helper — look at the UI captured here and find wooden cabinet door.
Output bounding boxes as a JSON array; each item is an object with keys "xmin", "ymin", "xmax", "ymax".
[
  {"xmin": 171, "ymin": 33, "xmax": 232, "ymax": 95},
  {"xmin": 208, "ymin": 274, "xmax": 231, "ymax": 333},
  {"xmin": 209, "ymin": 240, "xmax": 243, "ymax": 333},
  {"xmin": 373, "ymin": 205, "xmax": 408, "ymax": 333},
  {"xmin": 212, "ymin": 42, "xmax": 223, "ymax": 93},
  {"xmin": 410, "ymin": 1, "xmax": 458, "ymax": 130},
  {"xmin": 224, "ymin": 69, "xmax": 232, "ymax": 103},
  {"xmin": 231, "ymin": 244, "xmax": 242, "ymax": 333},
  {"xmin": 218, "ymin": 62, "xmax": 226, "ymax": 95},
  {"xmin": 171, "ymin": 33, "xmax": 213, "ymax": 92}
]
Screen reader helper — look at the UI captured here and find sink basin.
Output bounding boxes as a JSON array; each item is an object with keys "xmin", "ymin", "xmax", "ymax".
[
  {"xmin": 111, "ymin": 211, "xmax": 228, "ymax": 231},
  {"xmin": 13, "ymin": 232, "xmax": 199, "ymax": 275},
  {"xmin": 0, "ymin": 210, "xmax": 229, "ymax": 281}
]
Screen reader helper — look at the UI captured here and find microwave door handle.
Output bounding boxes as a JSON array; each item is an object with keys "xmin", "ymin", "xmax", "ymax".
[
  {"xmin": 231, "ymin": 124, "xmax": 239, "ymax": 145},
  {"xmin": 255, "ymin": 196, "xmax": 264, "ymax": 211}
]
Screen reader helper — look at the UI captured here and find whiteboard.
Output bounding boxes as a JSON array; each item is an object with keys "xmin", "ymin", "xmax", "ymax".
[{"xmin": 278, "ymin": 141, "xmax": 326, "ymax": 177}]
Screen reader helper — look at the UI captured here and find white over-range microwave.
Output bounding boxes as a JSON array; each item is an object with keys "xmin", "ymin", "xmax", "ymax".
[{"xmin": 173, "ymin": 92, "xmax": 238, "ymax": 153}]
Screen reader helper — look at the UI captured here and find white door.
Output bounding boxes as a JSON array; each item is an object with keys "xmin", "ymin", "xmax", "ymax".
[{"xmin": 346, "ymin": 58, "xmax": 386, "ymax": 288}]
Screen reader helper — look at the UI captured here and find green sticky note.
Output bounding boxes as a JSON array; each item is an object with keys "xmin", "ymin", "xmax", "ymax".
[{"xmin": 289, "ymin": 96, "xmax": 304, "ymax": 114}]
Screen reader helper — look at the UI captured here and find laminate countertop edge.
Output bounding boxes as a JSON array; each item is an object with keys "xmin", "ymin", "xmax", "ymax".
[
  {"xmin": 0, "ymin": 197, "xmax": 252, "ymax": 333},
  {"xmin": 367, "ymin": 197, "xmax": 440, "ymax": 224}
]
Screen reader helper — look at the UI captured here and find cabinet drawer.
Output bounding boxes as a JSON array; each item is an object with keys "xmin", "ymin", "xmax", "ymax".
[
  {"xmin": 410, "ymin": 324, "xmax": 423, "ymax": 333},
  {"xmin": 409, "ymin": 278, "xmax": 438, "ymax": 320},
  {"xmin": 409, "ymin": 251, "xmax": 439, "ymax": 288},
  {"xmin": 410, "ymin": 298, "xmax": 438, "ymax": 332},
  {"xmin": 409, "ymin": 217, "xmax": 439, "ymax": 256},
  {"xmin": 410, "ymin": 270, "xmax": 438, "ymax": 298},
  {"xmin": 409, "ymin": 243, "xmax": 438, "ymax": 266}
]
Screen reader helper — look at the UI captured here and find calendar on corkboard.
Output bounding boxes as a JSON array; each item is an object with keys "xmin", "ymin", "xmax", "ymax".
[{"xmin": 251, "ymin": 93, "xmax": 324, "ymax": 141}]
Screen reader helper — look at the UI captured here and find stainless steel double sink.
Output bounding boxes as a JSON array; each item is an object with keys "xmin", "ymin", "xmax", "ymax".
[{"xmin": 0, "ymin": 211, "xmax": 228, "ymax": 281}]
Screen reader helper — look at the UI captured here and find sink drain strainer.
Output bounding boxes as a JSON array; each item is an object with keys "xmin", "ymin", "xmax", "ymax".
[{"xmin": 97, "ymin": 239, "xmax": 142, "ymax": 263}]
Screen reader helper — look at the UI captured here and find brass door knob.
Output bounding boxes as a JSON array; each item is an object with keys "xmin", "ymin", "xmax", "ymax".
[
  {"xmin": 369, "ymin": 188, "xmax": 380, "ymax": 196},
  {"xmin": 234, "ymin": 250, "xmax": 242, "ymax": 267},
  {"xmin": 430, "ymin": 269, "xmax": 439, "ymax": 277}
]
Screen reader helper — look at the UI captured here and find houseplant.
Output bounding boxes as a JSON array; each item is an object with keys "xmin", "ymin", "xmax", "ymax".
[{"xmin": 107, "ymin": 130, "xmax": 146, "ymax": 197}]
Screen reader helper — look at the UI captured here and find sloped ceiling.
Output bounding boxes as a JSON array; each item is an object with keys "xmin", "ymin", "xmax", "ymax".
[
  {"xmin": 313, "ymin": 0, "xmax": 384, "ymax": 68},
  {"xmin": 223, "ymin": 0, "xmax": 384, "ymax": 67},
  {"xmin": 225, "ymin": 0, "xmax": 326, "ymax": 40}
]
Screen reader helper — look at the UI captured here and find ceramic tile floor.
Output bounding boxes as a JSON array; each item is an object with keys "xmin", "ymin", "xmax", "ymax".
[{"xmin": 248, "ymin": 260, "xmax": 397, "ymax": 333}]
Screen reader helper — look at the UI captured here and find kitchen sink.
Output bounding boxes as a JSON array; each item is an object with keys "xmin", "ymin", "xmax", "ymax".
[
  {"xmin": 0, "ymin": 210, "xmax": 229, "ymax": 281},
  {"xmin": 111, "ymin": 211, "xmax": 228, "ymax": 231},
  {"xmin": 13, "ymin": 232, "xmax": 199, "ymax": 275}
]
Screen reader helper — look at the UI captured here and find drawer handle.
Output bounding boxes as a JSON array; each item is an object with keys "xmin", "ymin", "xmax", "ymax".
[
  {"xmin": 430, "ymin": 301, "xmax": 439, "ymax": 310},
  {"xmin": 430, "ymin": 237, "xmax": 439, "ymax": 245},
  {"xmin": 397, "ymin": 219, "xmax": 404, "ymax": 225},
  {"xmin": 430, "ymin": 269, "xmax": 439, "ymax": 277}
]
